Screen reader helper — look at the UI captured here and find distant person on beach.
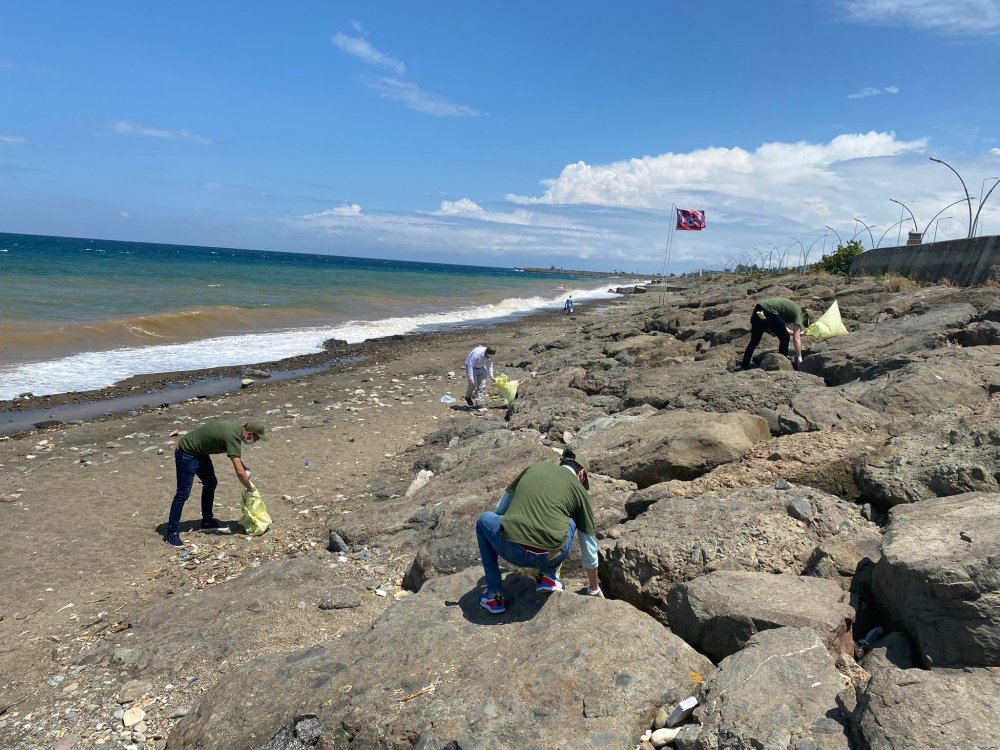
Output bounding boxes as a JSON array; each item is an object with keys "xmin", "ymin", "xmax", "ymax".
[
  {"xmin": 741, "ymin": 297, "xmax": 809, "ymax": 370},
  {"xmin": 475, "ymin": 449, "xmax": 603, "ymax": 614},
  {"xmin": 465, "ymin": 345, "xmax": 496, "ymax": 407},
  {"xmin": 564, "ymin": 295, "xmax": 574, "ymax": 314},
  {"xmin": 165, "ymin": 420, "xmax": 265, "ymax": 548}
]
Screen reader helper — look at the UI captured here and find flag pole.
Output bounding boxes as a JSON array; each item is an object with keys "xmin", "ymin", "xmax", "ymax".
[{"xmin": 659, "ymin": 203, "xmax": 676, "ymax": 305}]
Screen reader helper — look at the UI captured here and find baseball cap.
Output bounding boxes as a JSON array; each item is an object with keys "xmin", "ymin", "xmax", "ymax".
[{"xmin": 245, "ymin": 421, "xmax": 267, "ymax": 440}]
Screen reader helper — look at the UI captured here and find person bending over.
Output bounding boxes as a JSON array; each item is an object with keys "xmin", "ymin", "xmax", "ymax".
[
  {"xmin": 464, "ymin": 344, "xmax": 496, "ymax": 407},
  {"xmin": 741, "ymin": 297, "xmax": 809, "ymax": 370},
  {"xmin": 475, "ymin": 450, "xmax": 603, "ymax": 614},
  {"xmin": 165, "ymin": 420, "xmax": 265, "ymax": 548}
]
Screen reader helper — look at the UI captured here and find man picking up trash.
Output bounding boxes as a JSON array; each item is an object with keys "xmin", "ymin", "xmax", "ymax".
[
  {"xmin": 741, "ymin": 297, "xmax": 809, "ymax": 370},
  {"xmin": 475, "ymin": 450, "xmax": 604, "ymax": 614},
  {"xmin": 464, "ymin": 344, "xmax": 496, "ymax": 407},
  {"xmin": 165, "ymin": 420, "xmax": 265, "ymax": 548}
]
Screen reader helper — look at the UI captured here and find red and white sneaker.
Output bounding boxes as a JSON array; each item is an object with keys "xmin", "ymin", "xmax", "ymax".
[{"xmin": 535, "ymin": 574, "xmax": 564, "ymax": 593}]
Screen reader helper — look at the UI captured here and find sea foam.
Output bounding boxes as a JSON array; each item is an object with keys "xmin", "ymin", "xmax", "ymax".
[{"xmin": 0, "ymin": 284, "xmax": 625, "ymax": 399}]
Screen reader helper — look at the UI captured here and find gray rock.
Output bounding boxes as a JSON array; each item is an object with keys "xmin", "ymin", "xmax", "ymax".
[
  {"xmin": 601, "ymin": 485, "xmax": 880, "ymax": 625},
  {"xmin": 842, "ymin": 634, "xmax": 1000, "ymax": 750},
  {"xmin": 169, "ymin": 568, "xmax": 714, "ymax": 750},
  {"xmin": 873, "ymin": 493, "xmax": 1000, "ymax": 668},
  {"xmin": 695, "ymin": 627, "xmax": 851, "ymax": 750},
  {"xmin": 117, "ymin": 679, "xmax": 153, "ymax": 704},
  {"xmin": 318, "ymin": 588, "xmax": 362, "ymax": 610},
  {"xmin": 579, "ymin": 409, "xmax": 770, "ymax": 487},
  {"xmin": 666, "ymin": 571, "xmax": 855, "ymax": 662},
  {"xmin": 258, "ymin": 714, "xmax": 321, "ymax": 749},
  {"xmin": 326, "ymin": 531, "xmax": 349, "ymax": 553},
  {"xmin": 856, "ymin": 405, "xmax": 1000, "ymax": 505}
]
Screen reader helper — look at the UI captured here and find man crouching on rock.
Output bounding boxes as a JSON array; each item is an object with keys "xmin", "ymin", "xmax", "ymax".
[
  {"xmin": 741, "ymin": 297, "xmax": 809, "ymax": 370},
  {"xmin": 475, "ymin": 449, "xmax": 604, "ymax": 614},
  {"xmin": 165, "ymin": 420, "xmax": 265, "ymax": 549}
]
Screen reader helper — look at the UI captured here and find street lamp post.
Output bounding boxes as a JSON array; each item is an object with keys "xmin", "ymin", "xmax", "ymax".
[
  {"xmin": 889, "ymin": 198, "xmax": 917, "ymax": 245},
  {"xmin": 877, "ymin": 218, "xmax": 910, "ymax": 248},
  {"xmin": 853, "ymin": 217, "xmax": 876, "ymax": 249},
  {"xmin": 929, "ymin": 156, "xmax": 973, "ymax": 237},
  {"xmin": 933, "ymin": 216, "xmax": 953, "ymax": 243},
  {"xmin": 972, "ymin": 178, "xmax": 1000, "ymax": 237},
  {"xmin": 824, "ymin": 225, "xmax": 843, "ymax": 249},
  {"xmin": 922, "ymin": 198, "xmax": 976, "ymax": 240}
]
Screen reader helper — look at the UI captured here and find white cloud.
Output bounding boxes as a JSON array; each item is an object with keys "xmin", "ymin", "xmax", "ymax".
[
  {"xmin": 332, "ymin": 31, "xmax": 405, "ymax": 74},
  {"xmin": 292, "ymin": 131, "xmax": 1000, "ymax": 272},
  {"xmin": 332, "ymin": 27, "xmax": 479, "ymax": 117},
  {"xmin": 507, "ymin": 131, "xmax": 926, "ymax": 212},
  {"xmin": 107, "ymin": 120, "xmax": 211, "ymax": 145},
  {"xmin": 0, "ymin": 134, "xmax": 26, "ymax": 145},
  {"xmin": 304, "ymin": 203, "xmax": 364, "ymax": 218},
  {"xmin": 120, "ymin": 211, "xmax": 131, "ymax": 218},
  {"xmin": 841, "ymin": 0, "xmax": 1000, "ymax": 34},
  {"xmin": 848, "ymin": 85, "xmax": 900, "ymax": 98},
  {"xmin": 363, "ymin": 77, "xmax": 481, "ymax": 117}
]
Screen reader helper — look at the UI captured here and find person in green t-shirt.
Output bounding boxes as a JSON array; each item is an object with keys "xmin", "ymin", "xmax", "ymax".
[
  {"xmin": 741, "ymin": 297, "xmax": 810, "ymax": 370},
  {"xmin": 165, "ymin": 420, "xmax": 266, "ymax": 549},
  {"xmin": 475, "ymin": 449, "xmax": 604, "ymax": 614}
]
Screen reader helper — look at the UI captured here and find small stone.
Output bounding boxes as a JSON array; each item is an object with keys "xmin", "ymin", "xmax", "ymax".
[
  {"xmin": 117, "ymin": 679, "xmax": 152, "ymax": 704},
  {"xmin": 786, "ymin": 497, "xmax": 814, "ymax": 521},
  {"xmin": 653, "ymin": 705, "xmax": 670, "ymax": 729},
  {"xmin": 122, "ymin": 706, "xmax": 145, "ymax": 727},
  {"xmin": 168, "ymin": 706, "xmax": 190, "ymax": 719},
  {"xmin": 775, "ymin": 478, "xmax": 791, "ymax": 490},
  {"xmin": 327, "ymin": 532, "xmax": 349, "ymax": 553},
  {"xmin": 240, "ymin": 378, "xmax": 255, "ymax": 388},
  {"xmin": 319, "ymin": 588, "xmax": 362, "ymax": 610},
  {"xmin": 650, "ymin": 727, "xmax": 681, "ymax": 747}
]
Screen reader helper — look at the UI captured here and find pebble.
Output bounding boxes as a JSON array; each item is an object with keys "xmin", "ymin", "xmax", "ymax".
[
  {"xmin": 117, "ymin": 679, "xmax": 152, "ymax": 704},
  {"xmin": 650, "ymin": 726, "xmax": 681, "ymax": 747}
]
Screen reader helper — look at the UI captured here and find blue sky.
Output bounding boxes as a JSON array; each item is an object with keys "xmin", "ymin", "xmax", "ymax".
[{"xmin": 2, "ymin": 0, "xmax": 999, "ymax": 273}]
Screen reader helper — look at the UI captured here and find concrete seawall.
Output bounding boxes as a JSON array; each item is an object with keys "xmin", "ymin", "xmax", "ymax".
[{"xmin": 849, "ymin": 234, "xmax": 1000, "ymax": 285}]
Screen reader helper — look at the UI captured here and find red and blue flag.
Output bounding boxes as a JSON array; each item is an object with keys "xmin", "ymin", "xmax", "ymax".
[{"xmin": 676, "ymin": 208, "xmax": 707, "ymax": 231}]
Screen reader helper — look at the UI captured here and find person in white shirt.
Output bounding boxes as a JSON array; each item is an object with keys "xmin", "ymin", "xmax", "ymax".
[{"xmin": 464, "ymin": 345, "xmax": 496, "ymax": 407}]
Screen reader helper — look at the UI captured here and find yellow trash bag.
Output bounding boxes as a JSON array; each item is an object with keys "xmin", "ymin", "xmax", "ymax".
[
  {"xmin": 241, "ymin": 484, "xmax": 272, "ymax": 536},
  {"xmin": 493, "ymin": 373, "xmax": 519, "ymax": 405},
  {"xmin": 805, "ymin": 300, "xmax": 849, "ymax": 340}
]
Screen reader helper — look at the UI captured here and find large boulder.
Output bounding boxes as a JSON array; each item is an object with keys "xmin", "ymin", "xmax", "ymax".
[
  {"xmin": 873, "ymin": 493, "xmax": 1000, "ymax": 668},
  {"xmin": 601, "ymin": 485, "xmax": 880, "ymax": 626},
  {"xmin": 666, "ymin": 571, "xmax": 855, "ymax": 662},
  {"xmin": 603, "ymin": 333, "xmax": 696, "ymax": 367},
  {"xmin": 578, "ymin": 409, "xmax": 770, "ymax": 487},
  {"xmin": 80, "ymin": 558, "xmax": 358, "ymax": 676},
  {"xmin": 666, "ymin": 369, "xmax": 826, "ymax": 416},
  {"xmin": 842, "ymin": 632, "xmax": 1000, "ymax": 750},
  {"xmin": 168, "ymin": 568, "xmax": 714, "ymax": 750},
  {"xmin": 694, "ymin": 627, "xmax": 852, "ymax": 750},
  {"xmin": 856, "ymin": 406, "xmax": 1000, "ymax": 505},
  {"xmin": 799, "ymin": 302, "xmax": 977, "ymax": 385}
]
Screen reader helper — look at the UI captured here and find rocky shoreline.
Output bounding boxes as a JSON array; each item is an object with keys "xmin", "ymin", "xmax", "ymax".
[{"xmin": 2, "ymin": 274, "xmax": 1000, "ymax": 750}]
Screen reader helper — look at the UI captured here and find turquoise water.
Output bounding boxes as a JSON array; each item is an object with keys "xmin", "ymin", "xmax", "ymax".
[{"xmin": 0, "ymin": 232, "xmax": 621, "ymax": 399}]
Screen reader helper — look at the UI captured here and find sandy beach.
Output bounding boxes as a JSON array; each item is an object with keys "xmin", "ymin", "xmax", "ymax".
[{"xmin": 0, "ymin": 297, "xmax": 623, "ymax": 747}]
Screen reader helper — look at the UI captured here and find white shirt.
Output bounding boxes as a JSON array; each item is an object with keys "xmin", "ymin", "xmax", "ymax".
[{"xmin": 465, "ymin": 346, "xmax": 494, "ymax": 379}]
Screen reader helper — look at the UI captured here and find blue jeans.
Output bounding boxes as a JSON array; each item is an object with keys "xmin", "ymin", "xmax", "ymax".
[
  {"xmin": 167, "ymin": 449, "xmax": 218, "ymax": 535},
  {"xmin": 476, "ymin": 511, "xmax": 575, "ymax": 595}
]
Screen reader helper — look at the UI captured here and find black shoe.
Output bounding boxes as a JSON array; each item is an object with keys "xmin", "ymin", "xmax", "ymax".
[
  {"xmin": 165, "ymin": 533, "xmax": 184, "ymax": 549},
  {"xmin": 465, "ymin": 397, "xmax": 474, "ymax": 406},
  {"xmin": 200, "ymin": 518, "xmax": 230, "ymax": 533}
]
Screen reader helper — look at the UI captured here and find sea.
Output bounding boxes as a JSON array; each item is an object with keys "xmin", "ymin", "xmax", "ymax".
[{"xmin": 0, "ymin": 232, "xmax": 626, "ymax": 401}]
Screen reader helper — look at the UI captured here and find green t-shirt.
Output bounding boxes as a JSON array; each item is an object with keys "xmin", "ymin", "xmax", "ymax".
[
  {"xmin": 759, "ymin": 298, "xmax": 803, "ymax": 328},
  {"xmin": 501, "ymin": 462, "xmax": 595, "ymax": 550},
  {"xmin": 178, "ymin": 420, "xmax": 243, "ymax": 458}
]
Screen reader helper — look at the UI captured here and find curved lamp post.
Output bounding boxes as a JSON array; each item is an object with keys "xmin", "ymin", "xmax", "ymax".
[
  {"xmin": 889, "ymin": 198, "xmax": 918, "ymax": 232},
  {"xmin": 788, "ymin": 237, "xmax": 805, "ymax": 272},
  {"xmin": 922, "ymin": 198, "xmax": 976, "ymax": 239},
  {"xmin": 824, "ymin": 225, "xmax": 843, "ymax": 249},
  {"xmin": 804, "ymin": 234, "xmax": 826, "ymax": 270},
  {"xmin": 972, "ymin": 177, "xmax": 1000, "ymax": 237},
  {"xmin": 929, "ymin": 156, "xmax": 973, "ymax": 237},
  {"xmin": 877, "ymin": 218, "xmax": 910, "ymax": 248},
  {"xmin": 933, "ymin": 216, "xmax": 953, "ymax": 242},
  {"xmin": 853, "ymin": 217, "xmax": 875, "ymax": 249}
]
